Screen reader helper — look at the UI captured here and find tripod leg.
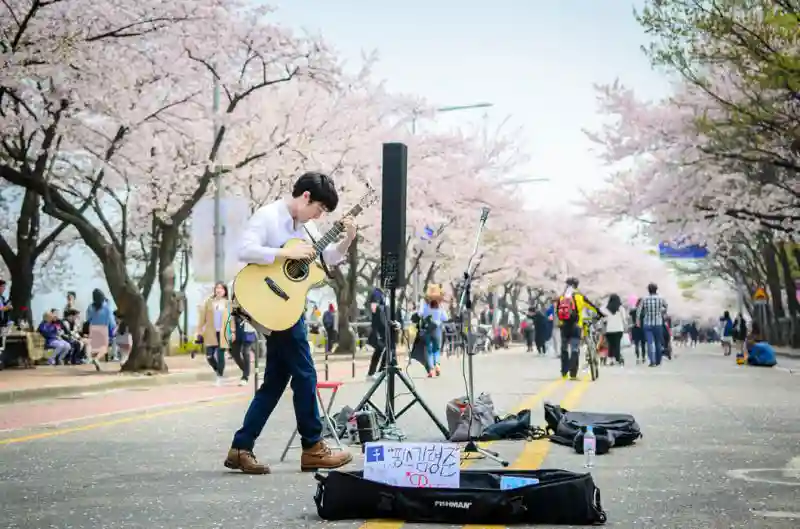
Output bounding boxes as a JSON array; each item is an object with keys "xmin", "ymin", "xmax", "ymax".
[
  {"xmin": 394, "ymin": 369, "xmax": 450, "ymax": 439},
  {"xmin": 353, "ymin": 369, "xmax": 388, "ymax": 420}
]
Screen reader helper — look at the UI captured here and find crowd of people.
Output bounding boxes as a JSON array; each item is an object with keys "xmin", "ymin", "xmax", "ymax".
[{"xmin": 0, "ymin": 286, "xmax": 132, "ymax": 370}]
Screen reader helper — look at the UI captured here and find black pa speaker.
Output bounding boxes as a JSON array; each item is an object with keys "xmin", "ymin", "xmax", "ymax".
[{"xmin": 380, "ymin": 142, "xmax": 407, "ymax": 288}]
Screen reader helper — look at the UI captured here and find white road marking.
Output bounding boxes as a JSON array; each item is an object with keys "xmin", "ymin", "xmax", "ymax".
[
  {"xmin": 751, "ymin": 510, "xmax": 800, "ymax": 519},
  {"xmin": 727, "ymin": 469, "xmax": 800, "ymax": 486}
]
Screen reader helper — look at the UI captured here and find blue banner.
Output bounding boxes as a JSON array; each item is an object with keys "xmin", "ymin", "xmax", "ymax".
[{"xmin": 658, "ymin": 242, "xmax": 709, "ymax": 259}]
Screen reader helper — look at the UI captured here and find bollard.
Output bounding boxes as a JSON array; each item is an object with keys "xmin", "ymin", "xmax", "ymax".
[
  {"xmin": 324, "ymin": 347, "xmax": 329, "ymax": 381},
  {"xmin": 352, "ymin": 346, "xmax": 356, "ymax": 379}
]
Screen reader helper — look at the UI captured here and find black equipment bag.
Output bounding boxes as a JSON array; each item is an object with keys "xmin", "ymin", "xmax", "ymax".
[
  {"xmin": 314, "ymin": 469, "xmax": 607, "ymax": 525},
  {"xmin": 544, "ymin": 403, "xmax": 642, "ymax": 449},
  {"xmin": 572, "ymin": 427, "xmax": 614, "ymax": 455}
]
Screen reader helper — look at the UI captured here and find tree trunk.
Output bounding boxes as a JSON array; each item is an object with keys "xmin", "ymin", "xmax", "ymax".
[
  {"xmin": 509, "ymin": 283, "xmax": 521, "ymax": 340},
  {"xmin": 154, "ymin": 224, "xmax": 185, "ymax": 351},
  {"xmin": 0, "ymin": 190, "xmax": 44, "ymax": 324},
  {"xmin": 7, "ymin": 261, "xmax": 34, "ymax": 324},
  {"xmin": 105, "ymin": 242, "xmax": 167, "ymax": 372},
  {"xmin": 334, "ymin": 236, "xmax": 359, "ymax": 354},
  {"xmin": 763, "ymin": 242, "xmax": 784, "ymax": 341},
  {"xmin": 778, "ymin": 242, "xmax": 800, "ymax": 347}
]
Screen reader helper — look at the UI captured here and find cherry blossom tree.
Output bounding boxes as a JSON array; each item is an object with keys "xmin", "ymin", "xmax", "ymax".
[
  {"xmin": 0, "ymin": 182, "xmax": 80, "ymax": 321},
  {"xmin": 0, "ymin": 0, "xmax": 340, "ymax": 370},
  {"xmin": 584, "ymin": 76, "xmax": 795, "ymax": 335}
]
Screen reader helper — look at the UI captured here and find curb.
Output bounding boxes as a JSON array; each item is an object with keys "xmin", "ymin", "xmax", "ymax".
[
  {"xmin": 0, "ymin": 370, "xmax": 219, "ymax": 405},
  {"xmin": 0, "ymin": 351, "xmax": 412, "ymax": 404}
]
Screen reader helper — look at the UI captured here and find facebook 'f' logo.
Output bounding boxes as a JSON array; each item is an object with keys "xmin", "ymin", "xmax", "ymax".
[{"xmin": 366, "ymin": 445, "xmax": 384, "ymax": 463}]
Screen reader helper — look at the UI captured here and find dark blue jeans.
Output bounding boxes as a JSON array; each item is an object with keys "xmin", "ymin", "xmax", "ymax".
[
  {"xmin": 560, "ymin": 324, "xmax": 581, "ymax": 377},
  {"xmin": 205, "ymin": 332, "xmax": 225, "ymax": 376},
  {"xmin": 643, "ymin": 324, "xmax": 664, "ymax": 365},
  {"xmin": 231, "ymin": 318, "xmax": 321, "ymax": 450}
]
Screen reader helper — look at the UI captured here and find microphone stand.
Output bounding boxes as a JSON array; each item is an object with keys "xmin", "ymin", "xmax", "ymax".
[{"xmin": 459, "ymin": 207, "xmax": 509, "ymax": 467}]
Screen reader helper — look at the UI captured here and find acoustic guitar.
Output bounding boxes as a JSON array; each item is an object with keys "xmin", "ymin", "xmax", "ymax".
[{"xmin": 233, "ymin": 189, "xmax": 376, "ymax": 332}]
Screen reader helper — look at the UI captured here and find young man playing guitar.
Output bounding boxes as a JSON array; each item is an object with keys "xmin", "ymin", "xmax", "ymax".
[{"xmin": 225, "ymin": 172, "xmax": 357, "ymax": 474}]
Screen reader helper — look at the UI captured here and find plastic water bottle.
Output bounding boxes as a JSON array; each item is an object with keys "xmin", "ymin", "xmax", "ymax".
[{"xmin": 583, "ymin": 426, "xmax": 596, "ymax": 468}]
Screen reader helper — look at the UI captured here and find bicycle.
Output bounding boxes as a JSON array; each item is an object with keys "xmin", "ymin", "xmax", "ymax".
[{"xmin": 581, "ymin": 318, "xmax": 602, "ymax": 381}]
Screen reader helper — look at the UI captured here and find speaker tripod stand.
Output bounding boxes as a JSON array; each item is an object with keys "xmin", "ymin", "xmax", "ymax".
[{"xmin": 353, "ymin": 285, "xmax": 450, "ymax": 441}]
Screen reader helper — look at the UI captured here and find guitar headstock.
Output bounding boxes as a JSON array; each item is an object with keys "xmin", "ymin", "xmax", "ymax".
[
  {"xmin": 344, "ymin": 186, "xmax": 379, "ymax": 219},
  {"xmin": 361, "ymin": 181, "xmax": 378, "ymax": 207}
]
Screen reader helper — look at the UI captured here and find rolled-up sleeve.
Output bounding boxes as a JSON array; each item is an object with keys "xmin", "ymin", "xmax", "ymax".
[
  {"xmin": 321, "ymin": 244, "xmax": 345, "ymax": 266},
  {"xmin": 237, "ymin": 207, "xmax": 280, "ymax": 265}
]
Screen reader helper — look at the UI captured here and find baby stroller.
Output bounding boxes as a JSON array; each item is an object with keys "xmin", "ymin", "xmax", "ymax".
[{"xmin": 472, "ymin": 325, "xmax": 492, "ymax": 353}]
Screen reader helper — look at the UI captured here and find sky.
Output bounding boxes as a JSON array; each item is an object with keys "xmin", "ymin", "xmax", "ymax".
[
  {"xmin": 28, "ymin": 0, "xmax": 675, "ymax": 324},
  {"xmin": 271, "ymin": 0, "xmax": 671, "ymax": 208}
]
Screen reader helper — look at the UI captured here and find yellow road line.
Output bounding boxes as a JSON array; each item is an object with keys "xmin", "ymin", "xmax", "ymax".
[
  {"xmin": 0, "ymin": 394, "xmax": 249, "ymax": 446},
  {"xmin": 466, "ymin": 377, "xmax": 591, "ymax": 529},
  {"xmin": 359, "ymin": 377, "xmax": 567, "ymax": 529},
  {"xmin": 460, "ymin": 377, "xmax": 565, "ymax": 469}
]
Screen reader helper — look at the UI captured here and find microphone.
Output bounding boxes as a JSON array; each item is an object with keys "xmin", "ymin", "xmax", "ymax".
[{"xmin": 480, "ymin": 206, "xmax": 490, "ymax": 224}]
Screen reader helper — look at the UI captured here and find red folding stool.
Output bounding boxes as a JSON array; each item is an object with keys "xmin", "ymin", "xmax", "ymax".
[{"xmin": 280, "ymin": 380, "xmax": 345, "ymax": 462}]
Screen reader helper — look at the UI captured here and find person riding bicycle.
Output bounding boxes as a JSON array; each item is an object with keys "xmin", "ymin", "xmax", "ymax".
[{"xmin": 556, "ymin": 277, "xmax": 601, "ymax": 380}]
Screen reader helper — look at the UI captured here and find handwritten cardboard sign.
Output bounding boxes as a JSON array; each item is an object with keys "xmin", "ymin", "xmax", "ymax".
[{"xmin": 363, "ymin": 442, "xmax": 461, "ymax": 489}]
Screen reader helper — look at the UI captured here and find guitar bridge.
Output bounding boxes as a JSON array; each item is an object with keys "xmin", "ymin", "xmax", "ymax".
[{"xmin": 264, "ymin": 277, "xmax": 290, "ymax": 301}]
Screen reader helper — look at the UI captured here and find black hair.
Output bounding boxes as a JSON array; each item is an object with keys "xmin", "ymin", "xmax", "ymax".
[
  {"xmin": 66, "ymin": 291, "xmax": 76, "ymax": 298},
  {"xmin": 91, "ymin": 288, "xmax": 105, "ymax": 310},
  {"xmin": 292, "ymin": 172, "xmax": 338, "ymax": 212},
  {"xmin": 565, "ymin": 277, "xmax": 579, "ymax": 288},
  {"xmin": 607, "ymin": 294, "xmax": 622, "ymax": 315},
  {"xmin": 213, "ymin": 281, "xmax": 229, "ymax": 299},
  {"xmin": 647, "ymin": 283, "xmax": 658, "ymax": 295}
]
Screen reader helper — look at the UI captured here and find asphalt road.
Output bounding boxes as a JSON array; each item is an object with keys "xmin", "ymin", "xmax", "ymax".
[{"xmin": 0, "ymin": 344, "xmax": 797, "ymax": 528}]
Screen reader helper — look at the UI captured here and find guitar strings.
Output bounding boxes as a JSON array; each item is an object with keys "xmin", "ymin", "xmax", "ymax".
[
  {"xmin": 285, "ymin": 193, "xmax": 374, "ymax": 276},
  {"xmin": 286, "ymin": 221, "xmax": 343, "ymax": 276}
]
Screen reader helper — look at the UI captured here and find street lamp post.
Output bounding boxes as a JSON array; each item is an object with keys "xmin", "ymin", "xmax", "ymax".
[
  {"xmin": 212, "ymin": 74, "xmax": 225, "ymax": 284},
  {"xmin": 410, "ymin": 102, "xmax": 494, "ymax": 304}
]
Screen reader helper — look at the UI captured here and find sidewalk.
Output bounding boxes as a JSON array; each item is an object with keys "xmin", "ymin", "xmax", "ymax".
[
  {"xmin": 774, "ymin": 346, "xmax": 800, "ymax": 359},
  {"xmin": 0, "ymin": 348, "xmax": 412, "ymax": 404}
]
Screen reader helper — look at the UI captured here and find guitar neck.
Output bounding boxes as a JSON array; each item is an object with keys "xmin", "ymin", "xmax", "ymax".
[{"xmin": 311, "ymin": 202, "xmax": 364, "ymax": 255}]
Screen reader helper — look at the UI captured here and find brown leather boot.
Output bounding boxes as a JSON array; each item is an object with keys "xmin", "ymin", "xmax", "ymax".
[
  {"xmin": 300, "ymin": 441, "xmax": 353, "ymax": 472},
  {"xmin": 224, "ymin": 448, "xmax": 270, "ymax": 474}
]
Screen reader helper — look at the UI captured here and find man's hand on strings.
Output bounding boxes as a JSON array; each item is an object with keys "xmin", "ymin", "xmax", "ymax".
[
  {"xmin": 340, "ymin": 216, "xmax": 358, "ymax": 240},
  {"xmin": 282, "ymin": 242, "xmax": 315, "ymax": 260}
]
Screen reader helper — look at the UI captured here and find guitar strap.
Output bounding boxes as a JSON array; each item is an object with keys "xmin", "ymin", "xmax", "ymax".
[{"xmin": 304, "ymin": 226, "xmax": 335, "ymax": 280}]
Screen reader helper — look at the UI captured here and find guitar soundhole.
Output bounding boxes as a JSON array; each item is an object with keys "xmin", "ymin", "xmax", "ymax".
[{"xmin": 284, "ymin": 259, "xmax": 309, "ymax": 281}]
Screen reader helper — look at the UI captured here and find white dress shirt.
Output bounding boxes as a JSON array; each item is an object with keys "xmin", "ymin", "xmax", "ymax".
[{"xmin": 237, "ymin": 199, "xmax": 345, "ymax": 265}]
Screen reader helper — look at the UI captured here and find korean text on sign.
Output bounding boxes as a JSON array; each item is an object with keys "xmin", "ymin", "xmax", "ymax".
[{"xmin": 363, "ymin": 442, "xmax": 461, "ymax": 489}]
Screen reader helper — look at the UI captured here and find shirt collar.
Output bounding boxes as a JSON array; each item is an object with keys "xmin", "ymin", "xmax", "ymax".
[{"xmin": 279, "ymin": 198, "xmax": 300, "ymax": 232}]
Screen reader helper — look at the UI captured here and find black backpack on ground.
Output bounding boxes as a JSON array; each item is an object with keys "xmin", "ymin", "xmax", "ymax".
[{"xmin": 544, "ymin": 402, "xmax": 642, "ymax": 451}]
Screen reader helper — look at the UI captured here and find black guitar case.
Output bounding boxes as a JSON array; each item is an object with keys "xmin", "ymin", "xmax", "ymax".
[{"xmin": 314, "ymin": 469, "xmax": 606, "ymax": 525}]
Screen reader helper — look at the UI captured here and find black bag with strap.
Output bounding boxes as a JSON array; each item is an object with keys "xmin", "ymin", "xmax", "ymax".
[
  {"xmin": 314, "ymin": 469, "xmax": 607, "ymax": 525},
  {"xmin": 544, "ymin": 403, "xmax": 642, "ymax": 450}
]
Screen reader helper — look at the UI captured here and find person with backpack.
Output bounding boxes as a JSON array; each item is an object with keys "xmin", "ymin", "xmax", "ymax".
[{"xmin": 556, "ymin": 278, "xmax": 601, "ymax": 380}]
